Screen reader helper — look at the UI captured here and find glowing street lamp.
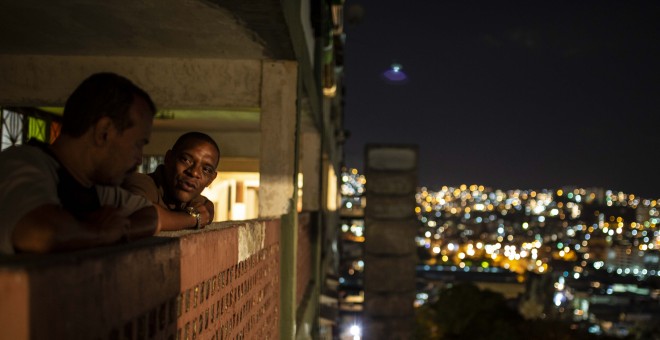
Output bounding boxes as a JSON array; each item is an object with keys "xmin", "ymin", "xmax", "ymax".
[{"xmin": 349, "ymin": 324, "xmax": 361, "ymax": 340}]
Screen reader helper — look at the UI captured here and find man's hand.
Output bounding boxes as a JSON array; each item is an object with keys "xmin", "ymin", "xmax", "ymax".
[{"xmin": 191, "ymin": 198, "xmax": 214, "ymax": 228}]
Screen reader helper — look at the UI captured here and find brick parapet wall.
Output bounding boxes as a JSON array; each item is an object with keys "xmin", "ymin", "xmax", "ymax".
[{"xmin": 0, "ymin": 218, "xmax": 285, "ymax": 340}]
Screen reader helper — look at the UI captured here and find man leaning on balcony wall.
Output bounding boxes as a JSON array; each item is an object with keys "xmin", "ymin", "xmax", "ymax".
[
  {"xmin": 0, "ymin": 72, "xmax": 160, "ymax": 255},
  {"xmin": 122, "ymin": 132, "xmax": 219, "ymax": 230}
]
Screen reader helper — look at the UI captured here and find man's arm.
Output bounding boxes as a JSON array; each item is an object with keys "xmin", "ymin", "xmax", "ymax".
[
  {"xmin": 122, "ymin": 172, "xmax": 160, "ymax": 204},
  {"xmin": 11, "ymin": 204, "xmax": 127, "ymax": 253},
  {"xmin": 125, "ymin": 205, "xmax": 159, "ymax": 239},
  {"xmin": 154, "ymin": 205, "xmax": 198, "ymax": 231},
  {"xmin": 123, "ymin": 174, "xmax": 213, "ymax": 231},
  {"xmin": 122, "ymin": 173, "xmax": 197, "ymax": 231},
  {"xmin": 154, "ymin": 196, "xmax": 214, "ymax": 231}
]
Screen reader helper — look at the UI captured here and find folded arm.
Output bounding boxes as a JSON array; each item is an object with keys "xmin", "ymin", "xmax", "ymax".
[
  {"xmin": 11, "ymin": 204, "xmax": 127, "ymax": 253},
  {"xmin": 125, "ymin": 205, "xmax": 159, "ymax": 239},
  {"xmin": 155, "ymin": 197, "xmax": 214, "ymax": 231},
  {"xmin": 11, "ymin": 204, "xmax": 158, "ymax": 254},
  {"xmin": 154, "ymin": 205, "xmax": 199, "ymax": 231}
]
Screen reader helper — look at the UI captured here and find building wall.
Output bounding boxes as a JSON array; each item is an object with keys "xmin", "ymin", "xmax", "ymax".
[{"xmin": 0, "ymin": 218, "xmax": 307, "ymax": 339}]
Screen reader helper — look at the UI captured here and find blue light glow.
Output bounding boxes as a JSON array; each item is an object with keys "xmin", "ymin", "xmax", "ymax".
[{"xmin": 382, "ymin": 63, "xmax": 408, "ymax": 83}]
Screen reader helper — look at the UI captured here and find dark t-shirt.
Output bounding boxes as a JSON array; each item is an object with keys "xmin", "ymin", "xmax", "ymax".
[{"xmin": 29, "ymin": 140, "xmax": 101, "ymax": 219}]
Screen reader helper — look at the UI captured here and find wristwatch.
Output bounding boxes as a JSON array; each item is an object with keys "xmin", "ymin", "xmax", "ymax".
[{"xmin": 186, "ymin": 207, "xmax": 201, "ymax": 229}]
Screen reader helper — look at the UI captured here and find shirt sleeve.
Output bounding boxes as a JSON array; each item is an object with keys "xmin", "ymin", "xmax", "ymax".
[
  {"xmin": 121, "ymin": 172, "xmax": 160, "ymax": 204},
  {"xmin": 96, "ymin": 185, "xmax": 153, "ymax": 216},
  {"xmin": 0, "ymin": 146, "xmax": 60, "ymax": 254}
]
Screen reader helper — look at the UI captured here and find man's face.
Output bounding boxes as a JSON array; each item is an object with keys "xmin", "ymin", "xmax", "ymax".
[
  {"xmin": 164, "ymin": 139, "xmax": 219, "ymax": 204},
  {"xmin": 98, "ymin": 96, "xmax": 153, "ymax": 185}
]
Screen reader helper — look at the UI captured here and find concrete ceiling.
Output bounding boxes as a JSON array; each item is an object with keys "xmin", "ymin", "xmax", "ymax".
[
  {"xmin": 39, "ymin": 106, "xmax": 262, "ymax": 132},
  {"xmin": 0, "ymin": 0, "xmax": 298, "ymax": 132},
  {"xmin": 0, "ymin": 0, "xmax": 294, "ymax": 59},
  {"xmin": 154, "ymin": 109, "xmax": 260, "ymax": 131}
]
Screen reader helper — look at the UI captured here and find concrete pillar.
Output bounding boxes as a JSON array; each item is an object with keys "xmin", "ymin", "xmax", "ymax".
[
  {"xmin": 301, "ymin": 131, "xmax": 321, "ymax": 212},
  {"xmin": 301, "ymin": 131, "xmax": 323, "ymax": 338},
  {"xmin": 363, "ymin": 145, "xmax": 418, "ymax": 340},
  {"xmin": 258, "ymin": 60, "xmax": 298, "ymax": 218},
  {"xmin": 258, "ymin": 60, "xmax": 299, "ymax": 340},
  {"xmin": 299, "ymin": 131, "xmax": 322, "ymax": 339}
]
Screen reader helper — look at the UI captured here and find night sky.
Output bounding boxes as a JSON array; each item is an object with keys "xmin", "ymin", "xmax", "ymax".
[{"xmin": 342, "ymin": 1, "xmax": 660, "ymax": 198}]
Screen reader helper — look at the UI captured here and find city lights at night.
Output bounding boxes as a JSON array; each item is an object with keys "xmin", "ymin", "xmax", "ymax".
[
  {"xmin": 338, "ymin": 167, "xmax": 660, "ymax": 338},
  {"xmin": 415, "ymin": 185, "xmax": 660, "ymax": 279},
  {"xmin": 4, "ymin": 0, "xmax": 660, "ymax": 338}
]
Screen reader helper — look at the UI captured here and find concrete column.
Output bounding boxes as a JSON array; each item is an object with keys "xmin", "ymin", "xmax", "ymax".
[
  {"xmin": 258, "ymin": 60, "xmax": 299, "ymax": 340},
  {"xmin": 258, "ymin": 60, "xmax": 298, "ymax": 218},
  {"xmin": 363, "ymin": 145, "xmax": 418, "ymax": 340},
  {"xmin": 299, "ymin": 131, "xmax": 322, "ymax": 339},
  {"xmin": 301, "ymin": 131, "xmax": 323, "ymax": 338},
  {"xmin": 301, "ymin": 131, "xmax": 321, "ymax": 212}
]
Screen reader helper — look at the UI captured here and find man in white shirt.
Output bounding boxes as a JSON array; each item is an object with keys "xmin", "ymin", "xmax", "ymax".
[{"xmin": 0, "ymin": 72, "xmax": 159, "ymax": 254}]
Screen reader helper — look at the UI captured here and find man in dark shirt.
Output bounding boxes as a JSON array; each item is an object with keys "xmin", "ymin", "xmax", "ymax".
[{"xmin": 123, "ymin": 132, "xmax": 219, "ymax": 230}]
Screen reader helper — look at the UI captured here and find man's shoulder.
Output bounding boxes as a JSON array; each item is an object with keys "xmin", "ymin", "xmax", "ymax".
[
  {"xmin": 96, "ymin": 185, "xmax": 153, "ymax": 213},
  {"xmin": 122, "ymin": 172, "xmax": 161, "ymax": 204},
  {"xmin": 1, "ymin": 143, "xmax": 46, "ymax": 158},
  {"xmin": 123, "ymin": 172, "xmax": 157, "ymax": 191},
  {"xmin": 0, "ymin": 144, "xmax": 58, "ymax": 173}
]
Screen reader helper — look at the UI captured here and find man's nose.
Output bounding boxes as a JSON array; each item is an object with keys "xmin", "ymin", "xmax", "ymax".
[{"xmin": 187, "ymin": 164, "xmax": 202, "ymax": 178}]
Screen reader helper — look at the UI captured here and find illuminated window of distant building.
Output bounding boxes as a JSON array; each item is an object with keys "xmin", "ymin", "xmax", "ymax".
[{"xmin": 1, "ymin": 108, "xmax": 23, "ymax": 150}]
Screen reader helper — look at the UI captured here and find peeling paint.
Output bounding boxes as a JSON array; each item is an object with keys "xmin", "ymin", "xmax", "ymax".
[{"xmin": 237, "ymin": 220, "xmax": 265, "ymax": 262}]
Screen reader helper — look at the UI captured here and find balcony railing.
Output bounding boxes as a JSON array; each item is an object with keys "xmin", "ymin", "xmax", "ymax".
[{"xmin": 0, "ymin": 214, "xmax": 317, "ymax": 339}]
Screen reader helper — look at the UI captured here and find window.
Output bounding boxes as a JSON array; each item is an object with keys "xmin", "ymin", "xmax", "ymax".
[
  {"xmin": 138, "ymin": 155, "xmax": 165, "ymax": 174},
  {"xmin": 0, "ymin": 107, "xmax": 62, "ymax": 151}
]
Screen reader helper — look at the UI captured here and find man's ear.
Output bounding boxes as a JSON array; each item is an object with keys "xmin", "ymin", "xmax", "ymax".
[{"xmin": 93, "ymin": 117, "xmax": 114, "ymax": 146}]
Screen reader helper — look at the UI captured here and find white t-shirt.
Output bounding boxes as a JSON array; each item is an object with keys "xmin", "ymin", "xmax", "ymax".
[{"xmin": 0, "ymin": 144, "xmax": 152, "ymax": 255}]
